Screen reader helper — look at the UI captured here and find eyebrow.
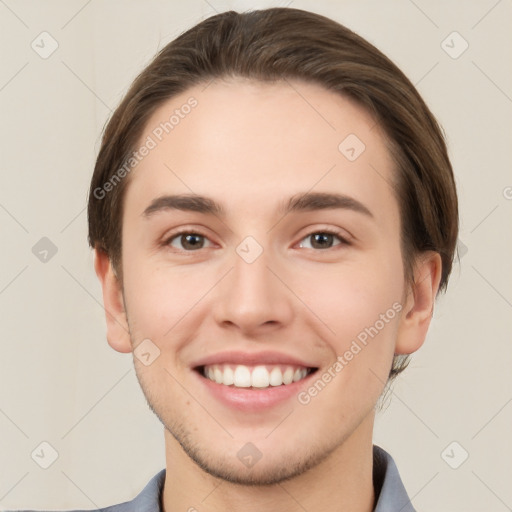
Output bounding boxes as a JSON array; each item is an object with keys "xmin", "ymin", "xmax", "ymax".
[{"xmin": 142, "ymin": 192, "xmax": 373, "ymax": 219}]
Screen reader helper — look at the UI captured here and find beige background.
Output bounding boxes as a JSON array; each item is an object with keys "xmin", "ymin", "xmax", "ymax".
[{"xmin": 0, "ymin": 0, "xmax": 511, "ymax": 510}]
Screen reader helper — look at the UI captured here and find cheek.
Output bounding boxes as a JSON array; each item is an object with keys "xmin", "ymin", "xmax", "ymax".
[
  {"xmin": 122, "ymin": 257, "xmax": 213, "ymax": 342},
  {"xmin": 292, "ymin": 252, "xmax": 404, "ymax": 340},
  {"xmin": 289, "ymin": 252, "xmax": 404, "ymax": 399}
]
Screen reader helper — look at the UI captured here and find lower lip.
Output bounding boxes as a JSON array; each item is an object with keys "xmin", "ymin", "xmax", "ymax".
[{"xmin": 195, "ymin": 370, "xmax": 316, "ymax": 412}]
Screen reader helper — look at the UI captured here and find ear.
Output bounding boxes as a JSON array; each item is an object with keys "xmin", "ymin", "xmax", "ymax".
[
  {"xmin": 395, "ymin": 251, "xmax": 442, "ymax": 355},
  {"xmin": 93, "ymin": 248, "xmax": 132, "ymax": 353}
]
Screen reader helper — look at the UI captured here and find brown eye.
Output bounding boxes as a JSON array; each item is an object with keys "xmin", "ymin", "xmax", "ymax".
[
  {"xmin": 168, "ymin": 233, "xmax": 210, "ymax": 251},
  {"xmin": 298, "ymin": 231, "xmax": 346, "ymax": 250}
]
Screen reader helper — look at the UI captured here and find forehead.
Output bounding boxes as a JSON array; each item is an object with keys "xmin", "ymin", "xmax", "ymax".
[{"xmin": 124, "ymin": 78, "xmax": 396, "ymax": 218}]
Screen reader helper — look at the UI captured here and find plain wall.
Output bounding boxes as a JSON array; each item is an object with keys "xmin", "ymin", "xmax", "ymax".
[{"xmin": 0, "ymin": 0, "xmax": 511, "ymax": 510}]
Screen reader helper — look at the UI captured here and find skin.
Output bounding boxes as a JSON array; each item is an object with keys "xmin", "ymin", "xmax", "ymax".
[{"xmin": 94, "ymin": 78, "xmax": 441, "ymax": 512}]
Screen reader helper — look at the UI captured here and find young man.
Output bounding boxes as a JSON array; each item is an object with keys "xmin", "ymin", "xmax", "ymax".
[{"xmin": 81, "ymin": 7, "xmax": 456, "ymax": 512}]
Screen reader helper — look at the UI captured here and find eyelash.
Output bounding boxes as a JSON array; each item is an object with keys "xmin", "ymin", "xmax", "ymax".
[{"xmin": 162, "ymin": 228, "xmax": 351, "ymax": 252}]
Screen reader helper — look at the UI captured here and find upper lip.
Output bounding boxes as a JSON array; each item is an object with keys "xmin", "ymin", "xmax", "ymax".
[{"xmin": 191, "ymin": 351, "xmax": 318, "ymax": 369}]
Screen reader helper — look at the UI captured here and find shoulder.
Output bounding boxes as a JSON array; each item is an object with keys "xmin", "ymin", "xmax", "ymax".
[
  {"xmin": 9, "ymin": 469, "xmax": 166, "ymax": 512},
  {"xmin": 99, "ymin": 469, "xmax": 165, "ymax": 512}
]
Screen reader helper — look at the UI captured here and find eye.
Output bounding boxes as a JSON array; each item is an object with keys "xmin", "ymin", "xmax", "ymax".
[
  {"xmin": 166, "ymin": 231, "xmax": 213, "ymax": 251},
  {"xmin": 163, "ymin": 229, "xmax": 349, "ymax": 252},
  {"xmin": 298, "ymin": 230, "xmax": 348, "ymax": 250}
]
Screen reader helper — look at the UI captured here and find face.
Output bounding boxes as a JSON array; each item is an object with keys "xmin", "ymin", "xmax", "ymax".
[{"xmin": 104, "ymin": 78, "xmax": 431, "ymax": 485}]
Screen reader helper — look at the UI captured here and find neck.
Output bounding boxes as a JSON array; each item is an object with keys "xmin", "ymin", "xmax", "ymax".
[{"xmin": 161, "ymin": 413, "xmax": 376, "ymax": 512}]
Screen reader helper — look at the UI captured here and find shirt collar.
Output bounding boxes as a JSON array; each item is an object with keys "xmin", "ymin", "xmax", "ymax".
[{"xmin": 373, "ymin": 445, "xmax": 416, "ymax": 511}]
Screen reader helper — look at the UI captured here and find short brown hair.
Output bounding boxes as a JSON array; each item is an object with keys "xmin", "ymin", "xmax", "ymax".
[{"xmin": 88, "ymin": 7, "xmax": 458, "ymax": 382}]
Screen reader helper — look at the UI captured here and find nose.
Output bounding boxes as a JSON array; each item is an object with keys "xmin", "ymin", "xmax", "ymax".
[{"xmin": 212, "ymin": 248, "xmax": 294, "ymax": 335}]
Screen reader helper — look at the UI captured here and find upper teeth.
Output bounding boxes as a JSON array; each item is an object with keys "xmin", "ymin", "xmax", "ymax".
[{"xmin": 203, "ymin": 364, "xmax": 310, "ymax": 388}]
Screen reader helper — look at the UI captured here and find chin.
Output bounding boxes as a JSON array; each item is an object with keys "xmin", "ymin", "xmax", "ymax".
[{"xmin": 168, "ymin": 420, "xmax": 339, "ymax": 486}]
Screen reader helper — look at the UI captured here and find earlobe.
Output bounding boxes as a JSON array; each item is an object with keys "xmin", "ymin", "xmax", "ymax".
[
  {"xmin": 395, "ymin": 251, "xmax": 442, "ymax": 355},
  {"xmin": 93, "ymin": 248, "xmax": 132, "ymax": 353}
]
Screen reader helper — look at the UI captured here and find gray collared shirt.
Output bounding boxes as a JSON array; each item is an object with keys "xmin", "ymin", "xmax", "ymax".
[
  {"xmin": 95, "ymin": 445, "xmax": 415, "ymax": 512},
  {"xmin": 13, "ymin": 445, "xmax": 415, "ymax": 511}
]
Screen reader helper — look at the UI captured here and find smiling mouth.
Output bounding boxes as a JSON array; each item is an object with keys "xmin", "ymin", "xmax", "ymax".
[{"xmin": 196, "ymin": 364, "xmax": 318, "ymax": 389}]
